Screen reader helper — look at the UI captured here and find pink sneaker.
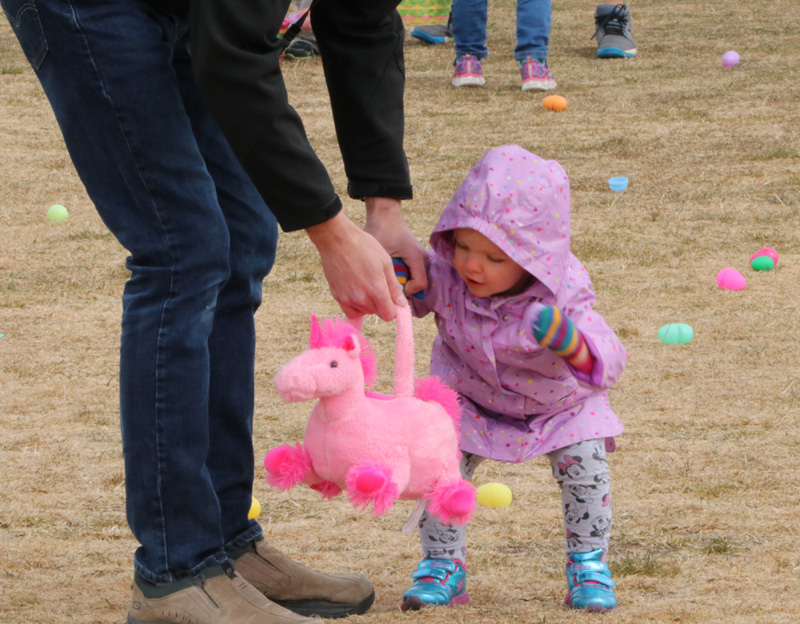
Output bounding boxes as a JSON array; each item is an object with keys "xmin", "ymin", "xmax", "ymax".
[
  {"xmin": 452, "ymin": 55, "xmax": 485, "ymax": 87},
  {"xmin": 520, "ymin": 57, "xmax": 557, "ymax": 91}
]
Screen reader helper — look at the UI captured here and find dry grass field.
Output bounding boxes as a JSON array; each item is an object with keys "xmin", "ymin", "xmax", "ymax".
[{"xmin": 2, "ymin": 1, "xmax": 799, "ymax": 622}]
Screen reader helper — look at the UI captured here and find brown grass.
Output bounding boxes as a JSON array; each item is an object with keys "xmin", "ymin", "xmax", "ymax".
[{"xmin": 2, "ymin": 1, "xmax": 800, "ymax": 622}]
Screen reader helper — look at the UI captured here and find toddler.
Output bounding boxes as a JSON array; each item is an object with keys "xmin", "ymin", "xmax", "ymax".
[{"xmin": 403, "ymin": 145, "xmax": 627, "ymax": 612}]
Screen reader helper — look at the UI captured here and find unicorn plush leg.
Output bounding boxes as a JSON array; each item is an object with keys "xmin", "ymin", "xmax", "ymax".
[
  {"xmin": 264, "ymin": 443, "xmax": 312, "ymax": 490},
  {"xmin": 310, "ymin": 480, "xmax": 343, "ymax": 500},
  {"xmin": 346, "ymin": 462, "xmax": 400, "ymax": 516},
  {"xmin": 426, "ymin": 478, "xmax": 477, "ymax": 525}
]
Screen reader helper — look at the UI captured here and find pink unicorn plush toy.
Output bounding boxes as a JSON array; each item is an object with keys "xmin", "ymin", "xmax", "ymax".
[{"xmin": 265, "ymin": 305, "xmax": 476, "ymax": 525}]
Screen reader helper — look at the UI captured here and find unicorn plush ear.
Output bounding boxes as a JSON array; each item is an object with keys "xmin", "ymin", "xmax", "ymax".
[
  {"xmin": 343, "ymin": 334, "xmax": 361, "ymax": 357},
  {"xmin": 309, "ymin": 314, "xmax": 321, "ymax": 348}
]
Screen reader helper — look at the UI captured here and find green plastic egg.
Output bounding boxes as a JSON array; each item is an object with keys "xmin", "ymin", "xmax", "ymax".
[
  {"xmin": 657, "ymin": 323, "xmax": 693, "ymax": 345},
  {"xmin": 750, "ymin": 255, "xmax": 774, "ymax": 271},
  {"xmin": 46, "ymin": 204, "xmax": 69, "ymax": 222}
]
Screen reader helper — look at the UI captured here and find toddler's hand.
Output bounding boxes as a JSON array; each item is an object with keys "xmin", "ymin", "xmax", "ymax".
[{"xmin": 531, "ymin": 305, "xmax": 593, "ymax": 373}]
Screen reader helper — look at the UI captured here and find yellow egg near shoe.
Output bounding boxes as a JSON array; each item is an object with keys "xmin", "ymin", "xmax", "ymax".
[
  {"xmin": 248, "ymin": 496, "xmax": 261, "ymax": 519},
  {"xmin": 476, "ymin": 482, "xmax": 512, "ymax": 508}
]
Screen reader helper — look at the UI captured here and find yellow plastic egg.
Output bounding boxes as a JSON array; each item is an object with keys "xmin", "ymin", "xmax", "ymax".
[
  {"xmin": 476, "ymin": 482, "xmax": 513, "ymax": 508},
  {"xmin": 248, "ymin": 496, "xmax": 262, "ymax": 519}
]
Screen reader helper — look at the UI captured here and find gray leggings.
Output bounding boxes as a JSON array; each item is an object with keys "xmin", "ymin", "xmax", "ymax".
[{"xmin": 418, "ymin": 439, "xmax": 612, "ymax": 561}]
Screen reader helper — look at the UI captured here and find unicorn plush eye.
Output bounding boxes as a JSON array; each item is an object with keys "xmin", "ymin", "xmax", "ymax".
[{"xmin": 330, "ymin": 361, "xmax": 338, "ymax": 368}]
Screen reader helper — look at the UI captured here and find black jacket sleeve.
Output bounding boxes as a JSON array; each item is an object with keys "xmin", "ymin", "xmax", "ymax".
[
  {"xmin": 188, "ymin": 0, "xmax": 411, "ymax": 232},
  {"xmin": 312, "ymin": 0, "xmax": 412, "ymax": 200}
]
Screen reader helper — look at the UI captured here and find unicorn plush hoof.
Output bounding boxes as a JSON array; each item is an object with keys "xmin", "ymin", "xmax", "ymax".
[
  {"xmin": 264, "ymin": 443, "xmax": 311, "ymax": 490},
  {"xmin": 310, "ymin": 480, "xmax": 343, "ymax": 500},
  {"xmin": 427, "ymin": 479, "xmax": 477, "ymax": 525},
  {"xmin": 346, "ymin": 462, "xmax": 400, "ymax": 516}
]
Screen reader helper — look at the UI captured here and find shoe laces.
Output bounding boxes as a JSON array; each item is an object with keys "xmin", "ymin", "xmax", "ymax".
[
  {"xmin": 520, "ymin": 58, "xmax": 550, "ymax": 79},
  {"xmin": 592, "ymin": 4, "xmax": 628, "ymax": 40},
  {"xmin": 454, "ymin": 55, "xmax": 482, "ymax": 76}
]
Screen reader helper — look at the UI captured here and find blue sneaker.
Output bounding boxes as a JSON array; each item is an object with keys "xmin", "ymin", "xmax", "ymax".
[
  {"xmin": 400, "ymin": 559, "xmax": 469, "ymax": 611},
  {"xmin": 410, "ymin": 23, "xmax": 453, "ymax": 45},
  {"xmin": 565, "ymin": 549, "xmax": 617, "ymax": 612}
]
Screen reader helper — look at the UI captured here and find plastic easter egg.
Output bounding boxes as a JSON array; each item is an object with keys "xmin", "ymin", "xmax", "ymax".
[
  {"xmin": 658, "ymin": 323, "xmax": 693, "ymax": 345},
  {"xmin": 608, "ymin": 176, "xmax": 629, "ymax": 192},
  {"xmin": 47, "ymin": 204, "xmax": 69, "ymax": 222},
  {"xmin": 716, "ymin": 268, "xmax": 746, "ymax": 290},
  {"xmin": 750, "ymin": 247, "xmax": 778, "ymax": 265},
  {"xmin": 750, "ymin": 255, "xmax": 774, "ymax": 271},
  {"xmin": 722, "ymin": 51, "xmax": 740, "ymax": 67},
  {"xmin": 542, "ymin": 95, "xmax": 567, "ymax": 111},
  {"xmin": 476, "ymin": 482, "xmax": 512, "ymax": 508},
  {"xmin": 248, "ymin": 496, "xmax": 262, "ymax": 519}
]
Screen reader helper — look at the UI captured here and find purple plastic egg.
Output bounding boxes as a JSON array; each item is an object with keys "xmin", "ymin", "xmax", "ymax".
[{"xmin": 722, "ymin": 51, "xmax": 740, "ymax": 67}]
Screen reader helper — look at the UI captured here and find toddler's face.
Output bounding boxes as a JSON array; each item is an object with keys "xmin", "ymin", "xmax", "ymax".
[{"xmin": 452, "ymin": 228, "xmax": 529, "ymax": 298}]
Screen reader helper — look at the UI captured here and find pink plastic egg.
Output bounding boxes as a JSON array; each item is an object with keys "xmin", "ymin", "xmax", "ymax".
[
  {"xmin": 716, "ymin": 268, "xmax": 746, "ymax": 290},
  {"xmin": 749, "ymin": 247, "xmax": 778, "ymax": 265}
]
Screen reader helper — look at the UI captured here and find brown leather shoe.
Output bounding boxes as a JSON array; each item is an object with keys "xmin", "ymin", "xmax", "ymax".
[
  {"xmin": 127, "ymin": 562, "xmax": 316, "ymax": 624},
  {"xmin": 231, "ymin": 537, "xmax": 375, "ymax": 618}
]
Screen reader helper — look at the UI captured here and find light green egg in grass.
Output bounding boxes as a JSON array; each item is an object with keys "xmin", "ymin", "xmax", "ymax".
[
  {"xmin": 47, "ymin": 204, "xmax": 69, "ymax": 222},
  {"xmin": 657, "ymin": 323, "xmax": 693, "ymax": 345}
]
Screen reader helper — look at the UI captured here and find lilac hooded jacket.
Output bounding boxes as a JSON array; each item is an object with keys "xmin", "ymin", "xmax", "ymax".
[{"xmin": 411, "ymin": 146, "xmax": 627, "ymax": 462}]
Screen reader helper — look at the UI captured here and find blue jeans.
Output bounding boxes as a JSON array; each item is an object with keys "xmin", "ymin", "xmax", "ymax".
[
  {"xmin": 2, "ymin": 0, "xmax": 279, "ymax": 582},
  {"xmin": 452, "ymin": 0, "xmax": 551, "ymax": 61}
]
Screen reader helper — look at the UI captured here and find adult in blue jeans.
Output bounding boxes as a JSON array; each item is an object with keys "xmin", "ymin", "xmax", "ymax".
[{"xmin": 1, "ymin": 1, "xmax": 427, "ymax": 623}]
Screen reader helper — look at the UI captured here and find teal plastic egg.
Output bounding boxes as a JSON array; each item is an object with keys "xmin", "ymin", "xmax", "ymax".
[{"xmin": 657, "ymin": 323, "xmax": 693, "ymax": 345}]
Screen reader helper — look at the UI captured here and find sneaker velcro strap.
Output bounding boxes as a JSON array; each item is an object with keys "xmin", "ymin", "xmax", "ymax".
[
  {"xmin": 411, "ymin": 559, "xmax": 459, "ymax": 583},
  {"xmin": 571, "ymin": 560, "xmax": 610, "ymax": 575},
  {"xmin": 575, "ymin": 570, "xmax": 616, "ymax": 588},
  {"xmin": 411, "ymin": 567, "xmax": 450, "ymax": 582}
]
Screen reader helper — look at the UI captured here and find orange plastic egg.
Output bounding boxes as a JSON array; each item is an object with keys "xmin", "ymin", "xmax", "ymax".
[{"xmin": 542, "ymin": 95, "xmax": 568, "ymax": 111}]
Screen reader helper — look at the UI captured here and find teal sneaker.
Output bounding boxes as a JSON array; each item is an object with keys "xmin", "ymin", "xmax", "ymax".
[
  {"xmin": 400, "ymin": 559, "xmax": 469, "ymax": 611},
  {"xmin": 565, "ymin": 549, "xmax": 617, "ymax": 612}
]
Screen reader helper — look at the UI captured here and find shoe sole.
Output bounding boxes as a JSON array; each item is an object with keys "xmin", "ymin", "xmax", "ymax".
[
  {"xmin": 522, "ymin": 80, "xmax": 557, "ymax": 91},
  {"xmin": 400, "ymin": 592, "xmax": 470, "ymax": 611},
  {"xmin": 275, "ymin": 589, "xmax": 375, "ymax": 619},
  {"xmin": 597, "ymin": 47, "xmax": 637, "ymax": 58},
  {"xmin": 411, "ymin": 30, "xmax": 452, "ymax": 45},
  {"xmin": 452, "ymin": 77, "xmax": 485, "ymax": 87},
  {"xmin": 564, "ymin": 594, "xmax": 617, "ymax": 612}
]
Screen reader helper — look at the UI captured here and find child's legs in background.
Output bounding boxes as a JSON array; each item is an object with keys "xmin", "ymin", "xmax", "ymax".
[
  {"xmin": 548, "ymin": 439, "xmax": 612, "ymax": 554},
  {"xmin": 452, "ymin": 0, "xmax": 489, "ymax": 59},
  {"xmin": 514, "ymin": 0, "xmax": 552, "ymax": 61},
  {"xmin": 418, "ymin": 453, "xmax": 486, "ymax": 562}
]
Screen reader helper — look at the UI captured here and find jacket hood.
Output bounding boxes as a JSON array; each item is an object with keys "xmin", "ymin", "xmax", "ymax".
[{"xmin": 430, "ymin": 145, "xmax": 571, "ymax": 297}]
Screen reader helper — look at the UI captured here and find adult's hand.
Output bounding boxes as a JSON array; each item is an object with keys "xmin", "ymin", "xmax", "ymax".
[
  {"xmin": 364, "ymin": 197, "xmax": 428, "ymax": 297},
  {"xmin": 306, "ymin": 211, "xmax": 405, "ymax": 321}
]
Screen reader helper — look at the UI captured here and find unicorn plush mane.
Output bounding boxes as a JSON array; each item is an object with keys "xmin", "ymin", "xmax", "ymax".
[{"xmin": 310, "ymin": 315, "xmax": 377, "ymax": 387}]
